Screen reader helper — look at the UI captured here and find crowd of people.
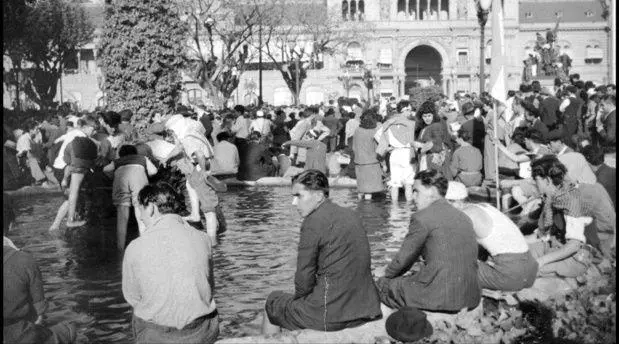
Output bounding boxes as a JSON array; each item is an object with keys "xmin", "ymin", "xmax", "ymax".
[{"xmin": 2, "ymin": 72, "xmax": 616, "ymax": 343}]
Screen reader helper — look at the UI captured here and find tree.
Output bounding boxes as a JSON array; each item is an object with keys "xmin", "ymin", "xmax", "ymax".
[
  {"xmin": 20, "ymin": 0, "xmax": 94, "ymax": 109},
  {"xmin": 180, "ymin": 0, "xmax": 266, "ymax": 108},
  {"xmin": 258, "ymin": 1, "xmax": 372, "ymax": 105},
  {"xmin": 99, "ymin": 0, "xmax": 187, "ymax": 116}
]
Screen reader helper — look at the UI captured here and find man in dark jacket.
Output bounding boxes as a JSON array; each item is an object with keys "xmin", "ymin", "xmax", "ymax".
[
  {"xmin": 539, "ymin": 87, "xmax": 560, "ymax": 129},
  {"xmin": 237, "ymin": 132, "xmax": 276, "ymax": 181},
  {"xmin": 560, "ymin": 85, "xmax": 583, "ymax": 148},
  {"xmin": 263, "ymin": 170, "xmax": 382, "ymax": 333},
  {"xmin": 596, "ymin": 95, "xmax": 616, "ymax": 154},
  {"xmin": 375, "ymin": 170, "xmax": 481, "ymax": 312}
]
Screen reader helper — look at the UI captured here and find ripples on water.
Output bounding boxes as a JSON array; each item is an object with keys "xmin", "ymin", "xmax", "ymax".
[{"xmin": 9, "ymin": 188, "xmax": 415, "ymax": 343}]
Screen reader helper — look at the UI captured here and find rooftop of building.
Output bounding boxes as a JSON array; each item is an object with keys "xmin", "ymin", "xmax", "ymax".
[{"xmin": 519, "ymin": 0, "xmax": 606, "ymax": 23}]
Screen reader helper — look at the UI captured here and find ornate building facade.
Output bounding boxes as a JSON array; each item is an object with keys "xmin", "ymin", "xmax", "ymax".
[
  {"xmin": 49, "ymin": 0, "xmax": 613, "ymax": 110},
  {"xmin": 235, "ymin": 0, "xmax": 613, "ymax": 106}
]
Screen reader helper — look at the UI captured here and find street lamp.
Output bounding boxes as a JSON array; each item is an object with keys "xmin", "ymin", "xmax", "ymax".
[
  {"xmin": 477, "ymin": 0, "xmax": 491, "ymax": 93},
  {"xmin": 258, "ymin": 25, "xmax": 263, "ymax": 106},
  {"xmin": 204, "ymin": 17, "xmax": 214, "ymax": 35}
]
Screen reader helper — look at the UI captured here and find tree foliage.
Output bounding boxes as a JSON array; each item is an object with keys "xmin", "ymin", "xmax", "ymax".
[
  {"xmin": 258, "ymin": 1, "xmax": 372, "ymax": 105},
  {"xmin": 99, "ymin": 0, "xmax": 187, "ymax": 116},
  {"xmin": 180, "ymin": 0, "xmax": 263, "ymax": 108},
  {"xmin": 3, "ymin": 0, "xmax": 93, "ymax": 110}
]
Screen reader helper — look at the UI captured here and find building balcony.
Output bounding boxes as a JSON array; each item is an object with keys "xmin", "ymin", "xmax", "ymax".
[{"xmin": 340, "ymin": 60, "xmax": 365, "ymax": 73}]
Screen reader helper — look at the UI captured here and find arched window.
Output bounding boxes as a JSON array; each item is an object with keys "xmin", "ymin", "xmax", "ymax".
[
  {"xmin": 346, "ymin": 42, "xmax": 363, "ymax": 62},
  {"xmin": 342, "ymin": 0, "xmax": 348, "ymax": 20},
  {"xmin": 358, "ymin": 0, "xmax": 365, "ymax": 16},
  {"xmin": 350, "ymin": 0, "xmax": 357, "ymax": 19}
]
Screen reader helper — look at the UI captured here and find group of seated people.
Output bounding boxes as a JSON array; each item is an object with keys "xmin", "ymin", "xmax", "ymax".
[{"xmin": 261, "ymin": 161, "xmax": 614, "ymax": 341}]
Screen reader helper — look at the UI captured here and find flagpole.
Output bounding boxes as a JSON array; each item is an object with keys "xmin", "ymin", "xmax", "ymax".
[{"xmin": 493, "ymin": 100, "xmax": 500, "ymax": 209}]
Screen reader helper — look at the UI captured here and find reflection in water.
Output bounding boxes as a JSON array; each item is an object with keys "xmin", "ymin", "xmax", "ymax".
[{"xmin": 8, "ymin": 187, "xmax": 414, "ymax": 343}]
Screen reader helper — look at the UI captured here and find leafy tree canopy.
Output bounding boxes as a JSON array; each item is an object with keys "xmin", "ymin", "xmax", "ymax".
[{"xmin": 99, "ymin": 0, "xmax": 187, "ymax": 117}]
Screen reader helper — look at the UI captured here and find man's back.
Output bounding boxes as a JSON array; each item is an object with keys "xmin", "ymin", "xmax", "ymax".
[
  {"xmin": 212, "ymin": 141, "xmax": 239, "ymax": 174},
  {"xmin": 595, "ymin": 164, "xmax": 616, "ymax": 209},
  {"xmin": 297, "ymin": 201, "xmax": 381, "ymax": 324},
  {"xmin": 540, "ymin": 96, "xmax": 559, "ymax": 127},
  {"xmin": 384, "ymin": 199, "xmax": 480, "ymax": 311},
  {"xmin": 122, "ymin": 215, "xmax": 216, "ymax": 329},
  {"xmin": 558, "ymin": 151, "xmax": 597, "ymax": 184},
  {"xmin": 322, "ymin": 116, "xmax": 339, "ymax": 135},
  {"xmin": 578, "ymin": 182, "xmax": 616, "ymax": 237}
]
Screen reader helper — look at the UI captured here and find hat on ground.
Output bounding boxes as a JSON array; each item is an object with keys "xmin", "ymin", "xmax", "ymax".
[
  {"xmin": 386, "ymin": 307, "xmax": 433, "ymax": 343},
  {"xmin": 256, "ymin": 110, "xmax": 264, "ymax": 117},
  {"xmin": 461, "ymin": 102, "xmax": 475, "ymax": 116},
  {"xmin": 445, "ymin": 181, "xmax": 468, "ymax": 201},
  {"xmin": 540, "ymin": 87, "xmax": 553, "ymax": 96}
]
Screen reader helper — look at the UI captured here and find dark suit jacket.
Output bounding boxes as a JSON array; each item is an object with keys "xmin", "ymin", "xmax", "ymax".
[
  {"xmin": 596, "ymin": 163, "xmax": 616, "ymax": 209},
  {"xmin": 237, "ymin": 142, "xmax": 275, "ymax": 181},
  {"xmin": 599, "ymin": 109, "xmax": 616, "ymax": 153},
  {"xmin": 460, "ymin": 118, "xmax": 485, "ymax": 154},
  {"xmin": 294, "ymin": 200, "xmax": 381, "ymax": 325},
  {"xmin": 384, "ymin": 198, "xmax": 480, "ymax": 312},
  {"xmin": 562, "ymin": 96, "xmax": 582, "ymax": 139},
  {"xmin": 540, "ymin": 96, "xmax": 560, "ymax": 127}
]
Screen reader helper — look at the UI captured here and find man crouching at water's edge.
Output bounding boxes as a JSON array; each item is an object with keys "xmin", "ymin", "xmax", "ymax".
[{"xmin": 262, "ymin": 169, "xmax": 382, "ymax": 334}]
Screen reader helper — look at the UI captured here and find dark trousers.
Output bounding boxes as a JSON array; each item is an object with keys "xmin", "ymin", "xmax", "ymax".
[{"xmin": 132, "ymin": 312, "xmax": 219, "ymax": 344}]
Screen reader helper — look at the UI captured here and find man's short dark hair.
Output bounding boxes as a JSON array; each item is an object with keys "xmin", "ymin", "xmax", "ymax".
[
  {"xmin": 457, "ymin": 128, "xmax": 472, "ymax": 143},
  {"xmin": 531, "ymin": 155, "xmax": 567, "ymax": 186},
  {"xmin": 100, "ymin": 111, "xmax": 121, "ymax": 130},
  {"xmin": 216, "ymin": 131, "xmax": 230, "ymax": 142},
  {"xmin": 519, "ymin": 84, "xmax": 531, "ymax": 93},
  {"xmin": 521, "ymin": 101, "xmax": 541, "ymax": 118},
  {"xmin": 414, "ymin": 170, "xmax": 448, "ymax": 197},
  {"xmin": 249, "ymin": 131, "xmax": 262, "ymax": 141},
  {"xmin": 396, "ymin": 100, "xmax": 410, "ymax": 113},
  {"xmin": 118, "ymin": 144, "xmax": 137, "ymax": 157},
  {"xmin": 524, "ymin": 128, "xmax": 546, "ymax": 144},
  {"xmin": 581, "ymin": 145, "xmax": 605, "ymax": 166},
  {"xmin": 292, "ymin": 169, "xmax": 329, "ymax": 197},
  {"xmin": 21, "ymin": 120, "xmax": 37, "ymax": 132},
  {"xmin": 138, "ymin": 182, "xmax": 185, "ymax": 215}
]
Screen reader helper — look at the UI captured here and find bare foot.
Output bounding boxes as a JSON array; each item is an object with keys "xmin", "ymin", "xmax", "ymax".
[{"xmin": 66, "ymin": 220, "xmax": 86, "ymax": 228}]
